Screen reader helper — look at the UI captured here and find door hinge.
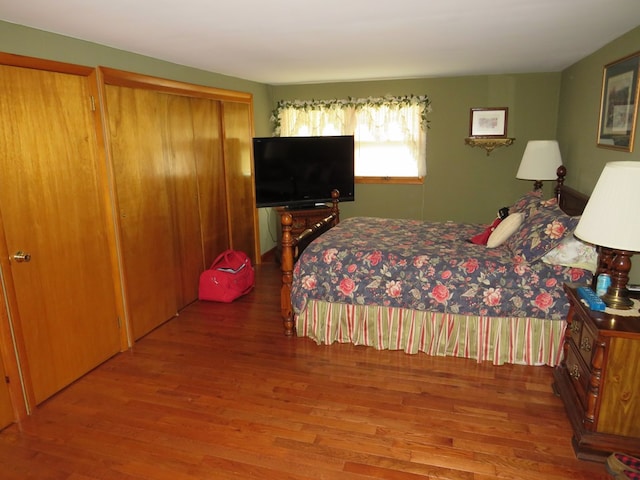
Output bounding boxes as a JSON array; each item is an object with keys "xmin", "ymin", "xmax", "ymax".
[{"xmin": 89, "ymin": 95, "xmax": 96, "ymax": 112}]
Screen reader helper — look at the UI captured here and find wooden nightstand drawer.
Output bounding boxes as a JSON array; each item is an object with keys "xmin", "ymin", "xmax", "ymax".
[
  {"xmin": 291, "ymin": 218, "xmax": 308, "ymax": 231},
  {"xmin": 568, "ymin": 311, "xmax": 596, "ymax": 367},
  {"xmin": 577, "ymin": 323, "xmax": 596, "ymax": 368},
  {"xmin": 564, "ymin": 342, "xmax": 589, "ymax": 409},
  {"xmin": 568, "ymin": 315, "xmax": 583, "ymax": 348},
  {"xmin": 553, "ymin": 283, "xmax": 640, "ymax": 461}
]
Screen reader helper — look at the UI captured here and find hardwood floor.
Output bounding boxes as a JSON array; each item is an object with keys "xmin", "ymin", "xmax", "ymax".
[{"xmin": 0, "ymin": 263, "xmax": 611, "ymax": 479}]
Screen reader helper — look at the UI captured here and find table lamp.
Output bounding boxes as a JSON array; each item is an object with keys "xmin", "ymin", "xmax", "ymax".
[
  {"xmin": 516, "ymin": 140, "xmax": 563, "ymax": 190},
  {"xmin": 574, "ymin": 161, "xmax": 640, "ymax": 309}
]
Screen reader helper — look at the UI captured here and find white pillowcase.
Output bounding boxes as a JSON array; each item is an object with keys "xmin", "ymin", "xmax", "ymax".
[
  {"xmin": 487, "ymin": 213, "xmax": 524, "ymax": 248},
  {"xmin": 541, "ymin": 234, "xmax": 598, "ymax": 272}
]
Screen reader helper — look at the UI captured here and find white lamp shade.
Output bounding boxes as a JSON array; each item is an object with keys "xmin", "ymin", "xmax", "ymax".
[
  {"xmin": 516, "ymin": 140, "xmax": 563, "ymax": 180},
  {"xmin": 574, "ymin": 161, "xmax": 640, "ymax": 252}
]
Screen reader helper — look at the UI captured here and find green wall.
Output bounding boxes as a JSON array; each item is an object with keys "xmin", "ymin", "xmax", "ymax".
[
  {"xmin": 269, "ymin": 27, "xmax": 640, "ymax": 286},
  {"xmin": 557, "ymin": 25, "xmax": 640, "ymax": 283},
  {"xmin": 2, "ymin": 20, "xmax": 639, "ymax": 282},
  {"xmin": 558, "ymin": 26, "xmax": 640, "ymax": 190},
  {"xmin": 270, "ymin": 74, "xmax": 562, "ymax": 226}
]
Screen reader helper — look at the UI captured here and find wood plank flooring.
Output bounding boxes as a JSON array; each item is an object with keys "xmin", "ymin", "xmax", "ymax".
[{"xmin": 0, "ymin": 262, "xmax": 612, "ymax": 479}]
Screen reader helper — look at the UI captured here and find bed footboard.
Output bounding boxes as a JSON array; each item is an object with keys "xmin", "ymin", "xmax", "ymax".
[{"xmin": 281, "ymin": 190, "xmax": 340, "ymax": 336}]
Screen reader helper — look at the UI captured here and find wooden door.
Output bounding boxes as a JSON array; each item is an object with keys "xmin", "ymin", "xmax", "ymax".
[
  {"xmin": 222, "ymin": 102, "xmax": 260, "ymax": 264},
  {"xmin": 105, "ymin": 85, "xmax": 203, "ymax": 339},
  {"xmin": 0, "ymin": 65, "xmax": 121, "ymax": 406},
  {"xmin": 162, "ymin": 94, "xmax": 203, "ymax": 308},
  {"xmin": 191, "ymin": 98, "xmax": 229, "ymax": 268}
]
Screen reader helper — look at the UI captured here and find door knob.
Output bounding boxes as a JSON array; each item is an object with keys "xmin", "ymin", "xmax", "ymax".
[{"xmin": 12, "ymin": 251, "xmax": 31, "ymax": 263}]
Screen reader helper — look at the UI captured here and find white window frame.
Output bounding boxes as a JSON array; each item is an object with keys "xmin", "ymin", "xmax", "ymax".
[{"xmin": 272, "ymin": 96, "xmax": 431, "ymax": 184}]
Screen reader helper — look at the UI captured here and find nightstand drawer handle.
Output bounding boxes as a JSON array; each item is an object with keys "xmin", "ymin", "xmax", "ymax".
[
  {"xmin": 580, "ymin": 338, "xmax": 592, "ymax": 352},
  {"xmin": 569, "ymin": 365, "xmax": 580, "ymax": 380}
]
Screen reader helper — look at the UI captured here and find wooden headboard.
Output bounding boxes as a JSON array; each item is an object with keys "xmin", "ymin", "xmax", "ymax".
[{"xmin": 555, "ymin": 166, "xmax": 590, "ymax": 216}]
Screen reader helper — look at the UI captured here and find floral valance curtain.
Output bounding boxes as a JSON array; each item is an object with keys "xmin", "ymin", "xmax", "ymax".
[{"xmin": 272, "ymin": 95, "xmax": 431, "ymax": 177}]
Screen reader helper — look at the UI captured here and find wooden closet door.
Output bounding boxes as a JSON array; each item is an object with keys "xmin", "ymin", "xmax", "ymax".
[
  {"xmin": 163, "ymin": 95, "xmax": 204, "ymax": 308},
  {"xmin": 222, "ymin": 102, "xmax": 259, "ymax": 264},
  {"xmin": 191, "ymin": 98, "xmax": 229, "ymax": 267},
  {"xmin": 105, "ymin": 86, "xmax": 202, "ymax": 339},
  {"xmin": 0, "ymin": 65, "xmax": 121, "ymax": 405}
]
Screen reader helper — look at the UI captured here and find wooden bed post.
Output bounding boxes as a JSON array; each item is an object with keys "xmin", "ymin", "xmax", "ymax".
[
  {"xmin": 555, "ymin": 165, "xmax": 566, "ymax": 201},
  {"xmin": 280, "ymin": 189, "xmax": 341, "ymax": 337},
  {"xmin": 330, "ymin": 189, "xmax": 340, "ymax": 222},
  {"xmin": 280, "ymin": 212, "xmax": 295, "ymax": 336}
]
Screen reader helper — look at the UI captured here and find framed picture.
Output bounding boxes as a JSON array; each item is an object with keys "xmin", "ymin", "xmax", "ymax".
[
  {"xmin": 469, "ymin": 107, "xmax": 508, "ymax": 137},
  {"xmin": 597, "ymin": 51, "xmax": 640, "ymax": 152}
]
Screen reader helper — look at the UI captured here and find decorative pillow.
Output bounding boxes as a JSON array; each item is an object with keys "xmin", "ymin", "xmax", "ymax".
[
  {"xmin": 509, "ymin": 190, "xmax": 543, "ymax": 219},
  {"xmin": 470, "ymin": 217, "xmax": 502, "ymax": 245},
  {"xmin": 507, "ymin": 203, "xmax": 580, "ymax": 263},
  {"xmin": 487, "ymin": 213, "xmax": 524, "ymax": 248},
  {"xmin": 541, "ymin": 234, "xmax": 598, "ymax": 272}
]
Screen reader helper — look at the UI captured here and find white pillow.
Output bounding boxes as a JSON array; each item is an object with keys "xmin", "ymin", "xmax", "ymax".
[
  {"xmin": 487, "ymin": 213, "xmax": 524, "ymax": 248},
  {"xmin": 541, "ymin": 234, "xmax": 598, "ymax": 272}
]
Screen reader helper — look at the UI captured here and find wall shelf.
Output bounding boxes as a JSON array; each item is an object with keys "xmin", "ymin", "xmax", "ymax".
[{"xmin": 465, "ymin": 137, "xmax": 515, "ymax": 155}]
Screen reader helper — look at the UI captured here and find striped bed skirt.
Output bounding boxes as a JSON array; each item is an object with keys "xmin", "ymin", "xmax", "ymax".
[{"xmin": 295, "ymin": 300, "xmax": 566, "ymax": 366}]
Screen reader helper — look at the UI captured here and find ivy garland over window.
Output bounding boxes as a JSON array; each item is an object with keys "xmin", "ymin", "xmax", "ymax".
[{"xmin": 270, "ymin": 94, "xmax": 431, "ymax": 136}]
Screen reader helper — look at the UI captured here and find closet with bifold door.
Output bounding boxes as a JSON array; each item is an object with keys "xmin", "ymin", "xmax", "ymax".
[
  {"xmin": 219, "ymin": 101, "xmax": 257, "ymax": 260},
  {"xmin": 0, "ymin": 55, "xmax": 259, "ymax": 424},
  {"xmin": 99, "ymin": 68, "xmax": 259, "ymax": 341}
]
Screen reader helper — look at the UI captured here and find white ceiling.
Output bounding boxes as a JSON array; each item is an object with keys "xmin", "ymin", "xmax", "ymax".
[{"xmin": 2, "ymin": 0, "xmax": 640, "ymax": 85}]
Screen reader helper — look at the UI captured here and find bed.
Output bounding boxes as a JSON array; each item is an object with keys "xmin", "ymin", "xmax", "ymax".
[{"xmin": 280, "ymin": 168, "xmax": 594, "ymax": 366}]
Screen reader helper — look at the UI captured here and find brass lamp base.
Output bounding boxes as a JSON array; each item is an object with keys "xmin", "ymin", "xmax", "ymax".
[
  {"xmin": 601, "ymin": 287, "xmax": 634, "ymax": 310},
  {"xmin": 599, "ymin": 249, "xmax": 636, "ymax": 310}
]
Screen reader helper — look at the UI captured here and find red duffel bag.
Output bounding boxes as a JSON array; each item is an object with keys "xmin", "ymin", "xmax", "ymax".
[{"xmin": 198, "ymin": 250, "xmax": 255, "ymax": 302}]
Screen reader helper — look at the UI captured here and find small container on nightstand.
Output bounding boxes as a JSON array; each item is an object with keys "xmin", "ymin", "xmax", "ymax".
[{"xmin": 553, "ymin": 283, "xmax": 640, "ymax": 462}]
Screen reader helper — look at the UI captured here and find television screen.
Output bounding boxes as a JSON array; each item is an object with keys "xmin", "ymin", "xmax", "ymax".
[{"xmin": 252, "ymin": 135, "xmax": 355, "ymax": 209}]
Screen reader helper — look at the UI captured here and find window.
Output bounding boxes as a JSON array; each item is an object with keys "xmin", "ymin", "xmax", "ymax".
[{"xmin": 272, "ymin": 95, "xmax": 431, "ymax": 183}]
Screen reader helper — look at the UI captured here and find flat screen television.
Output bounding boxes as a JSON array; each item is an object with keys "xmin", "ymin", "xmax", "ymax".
[{"xmin": 252, "ymin": 135, "xmax": 355, "ymax": 209}]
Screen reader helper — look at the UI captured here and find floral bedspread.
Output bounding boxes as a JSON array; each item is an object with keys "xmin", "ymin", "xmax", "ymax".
[{"xmin": 291, "ymin": 217, "xmax": 591, "ymax": 320}]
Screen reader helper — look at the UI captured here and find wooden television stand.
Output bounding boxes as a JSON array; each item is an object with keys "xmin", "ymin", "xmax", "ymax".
[{"xmin": 274, "ymin": 205, "xmax": 332, "ymax": 263}]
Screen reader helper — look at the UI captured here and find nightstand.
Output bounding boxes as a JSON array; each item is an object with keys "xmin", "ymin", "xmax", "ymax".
[{"xmin": 553, "ymin": 283, "xmax": 640, "ymax": 462}]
